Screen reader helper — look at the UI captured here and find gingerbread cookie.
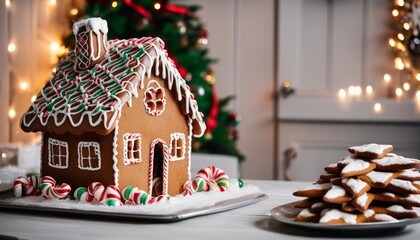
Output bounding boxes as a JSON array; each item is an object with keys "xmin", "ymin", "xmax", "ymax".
[
  {"xmin": 319, "ymin": 209, "xmax": 375, "ymax": 224},
  {"xmin": 348, "ymin": 143, "xmax": 393, "ymax": 159},
  {"xmin": 341, "ymin": 178, "xmax": 371, "ymax": 198},
  {"xmin": 371, "ymin": 205, "xmax": 418, "ymax": 219},
  {"xmin": 292, "ymin": 143, "xmax": 420, "ymax": 224},
  {"xmin": 386, "ymin": 179, "xmax": 420, "ymax": 195},
  {"xmin": 293, "ymin": 183, "xmax": 332, "ymax": 198},
  {"xmin": 323, "ymin": 185, "xmax": 352, "ymax": 204},
  {"xmin": 295, "ymin": 208, "xmax": 319, "ymax": 223},
  {"xmin": 373, "ymin": 154, "xmax": 420, "ymax": 171},
  {"xmin": 398, "ymin": 170, "xmax": 420, "ymax": 181},
  {"xmin": 341, "ymin": 160, "xmax": 376, "ymax": 178},
  {"xmin": 358, "ymin": 171, "xmax": 399, "ymax": 188}
]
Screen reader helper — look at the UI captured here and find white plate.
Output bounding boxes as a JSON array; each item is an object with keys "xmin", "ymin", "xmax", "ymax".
[{"xmin": 270, "ymin": 201, "xmax": 420, "ymax": 232}]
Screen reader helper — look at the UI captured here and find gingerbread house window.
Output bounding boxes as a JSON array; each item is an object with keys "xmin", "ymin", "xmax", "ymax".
[
  {"xmin": 48, "ymin": 138, "xmax": 69, "ymax": 169},
  {"xmin": 78, "ymin": 142, "xmax": 101, "ymax": 171},
  {"xmin": 170, "ymin": 133, "xmax": 185, "ymax": 161},
  {"xmin": 123, "ymin": 133, "xmax": 142, "ymax": 165},
  {"xmin": 144, "ymin": 80, "xmax": 166, "ymax": 116}
]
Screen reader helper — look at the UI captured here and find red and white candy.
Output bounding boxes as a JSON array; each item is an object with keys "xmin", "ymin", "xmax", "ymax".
[
  {"xmin": 40, "ymin": 176, "xmax": 71, "ymax": 200},
  {"xmin": 13, "ymin": 175, "xmax": 41, "ymax": 197},
  {"xmin": 121, "ymin": 186, "xmax": 169, "ymax": 205},
  {"xmin": 74, "ymin": 182, "xmax": 122, "ymax": 207},
  {"xmin": 182, "ymin": 166, "xmax": 230, "ymax": 195}
]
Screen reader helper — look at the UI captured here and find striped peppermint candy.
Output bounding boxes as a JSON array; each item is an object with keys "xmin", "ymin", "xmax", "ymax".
[
  {"xmin": 13, "ymin": 175, "xmax": 41, "ymax": 197},
  {"xmin": 40, "ymin": 176, "xmax": 71, "ymax": 200}
]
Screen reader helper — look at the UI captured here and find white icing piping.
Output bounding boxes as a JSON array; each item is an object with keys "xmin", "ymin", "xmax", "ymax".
[
  {"xmin": 112, "ymin": 120, "xmax": 120, "ymax": 188},
  {"xmin": 187, "ymin": 118, "xmax": 193, "ymax": 180},
  {"xmin": 21, "ymin": 37, "xmax": 206, "ymax": 137}
]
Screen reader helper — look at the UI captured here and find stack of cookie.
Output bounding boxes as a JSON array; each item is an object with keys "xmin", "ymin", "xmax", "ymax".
[{"xmin": 293, "ymin": 143, "xmax": 420, "ymax": 224}]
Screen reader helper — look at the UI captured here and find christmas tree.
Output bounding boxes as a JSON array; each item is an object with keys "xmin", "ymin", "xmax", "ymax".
[{"xmin": 63, "ymin": 0, "xmax": 244, "ymax": 161}]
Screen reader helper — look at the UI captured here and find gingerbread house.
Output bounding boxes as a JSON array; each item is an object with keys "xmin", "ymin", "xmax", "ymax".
[{"xmin": 20, "ymin": 18, "xmax": 206, "ymax": 197}]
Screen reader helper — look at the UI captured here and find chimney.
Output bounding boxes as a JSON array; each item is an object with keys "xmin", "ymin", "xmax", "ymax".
[{"xmin": 73, "ymin": 18, "xmax": 108, "ymax": 71}]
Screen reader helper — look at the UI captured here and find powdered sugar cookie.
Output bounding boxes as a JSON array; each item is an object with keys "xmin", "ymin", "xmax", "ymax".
[
  {"xmin": 371, "ymin": 205, "xmax": 418, "ymax": 219},
  {"xmin": 373, "ymin": 154, "xmax": 420, "ymax": 171},
  {"xmin": 386, "ymin": 179, "xmax": 420, "ymax": 195},
  {"xmin": 399, "ymin": 194, "xmax": 420, "ymax": 207},
  {"xmin": 341, "ymin": 160, "xmax": 376, "ymax": 178},
  {"xmin": 352, "ymin": 193, "xmax": 375, "ymax": 212},
  {"xmin": 323, "ymin": 185, "xmax": 352, "ymax": 204},
  {"xmin": 324, "ymin": 163, "xmax": 341, "ymax": 174},
  {"xmin": 293, "ymin": 198, "xmax": 321, "ymax": 208},
  {"xmin": 398, "ymin": 170, "xmax": 420, "ymax": 181},
  {"xmin": 293, "ymin": 183, "xmax": 332, "ymax": 198},
  {"xmin": 358, "ymin": 171, "xmax": 399, "ymax": 188},
  {"xmin": 341, "ymin": 178, "xmax": 370, "ymax": 198},
  {"xmin": 295, "ymin": 208, "xmax": 320, "ymax": 223},
  {"xmin": 319, "ymin": 209, "xmax": 375, "ymax": 224},
  {"xmin": 348, "ymin": 143, "xmax": 393, "ymax": 159}
]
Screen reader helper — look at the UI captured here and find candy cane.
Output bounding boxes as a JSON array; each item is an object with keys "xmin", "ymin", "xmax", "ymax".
[
  {"xmin": 105, "ymin": 185, "xmax": 123, "ymax": 207},
  {"xmin": 88, "ymin": 182, "xmax": 106, "ymax": 202},
  {"xmin": 40, "ymin": 176, "xmax": 71, "ymax": 200},
  {"xmin": 148, "ymin": 195, "xmax": 170, "ymax": 204},
  {"xmin": 195, "ymin": 166, "xmax": 230, "ymax": 192},
  {"xmin": 121, "ymin": 186, "xmax": 169, "ymax": 205},
  {"xmin": 122, "ymin": 186, "xmax": 151, "ymax": 205},
  {"xmin": 13, "ymin": 175, "xmax": 41, "ymax": 197},
  {"xmin": 74, "ymin": 187, "xmax": 94, "ymax": 202}
]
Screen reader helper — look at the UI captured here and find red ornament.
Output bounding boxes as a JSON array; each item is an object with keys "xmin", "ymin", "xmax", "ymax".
[
  {"xmin": 200, "ymin": 29, "xmax": 208, "ymax": 38},
  {"xmin": 206, "ymin": 85, "xmax": 219, "ymax": 133},
  {"xmin": 165, "ymin": 4, "xmax": 189, "ymax": 15},
  {"xmin": 123, "ymin": 0, "xmax": 153, "ymax": 23}
]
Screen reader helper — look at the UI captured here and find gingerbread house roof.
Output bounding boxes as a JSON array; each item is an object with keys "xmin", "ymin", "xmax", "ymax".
[{"xmin": 20, "ymin": 37, "xmax": 206, "ymax": 137}]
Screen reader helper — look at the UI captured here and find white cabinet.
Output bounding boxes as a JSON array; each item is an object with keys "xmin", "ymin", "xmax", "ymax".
[{"xmin": 277, "ymin": 0, "xmax": 420, "ymax": 180}]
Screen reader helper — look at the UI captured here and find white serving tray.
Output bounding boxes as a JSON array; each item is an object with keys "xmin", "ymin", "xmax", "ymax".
[{"xmin": 0, "ymin": 191, "xmax": 267, "ymax": 222}]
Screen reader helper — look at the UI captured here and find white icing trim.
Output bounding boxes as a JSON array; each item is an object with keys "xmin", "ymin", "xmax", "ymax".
[
  {"xmin": 169, "ymin": 132, "xmax": 185, "ymax": 161},
  {"xmin": 123, "ymin": 133, "xmax": 142, "ymax": 165},
  {"xmin": 187, "ymin": 118, "xmax": 193, "ymax": 180},
  {"xmin": 73, "ymin": 18, "xmax": 108, "ymax": 71},
  {"xmin": 48, "ymin": 138, "xmax": 69, "ymax": 169},
  {"xmin": 143, "ymin": 80, "xmax": 166, "ymax": 116},
  {"xmin": 148, "ymin": 139, "xmax": 170, "ymax": 196},
  {"xmin": 77, "ymin": 141, "xmax": 102, "ymax": 171},
  {"xmin": 21, "ymin": 37, "xmax": 206, "ymax": 137},
  {"xmin": 112, "ymin": 120, "xmax": 120, "ymax": 187},
  {"xmin": 73, "ymin": 18, "xmax": 108, "ymax": 35}
]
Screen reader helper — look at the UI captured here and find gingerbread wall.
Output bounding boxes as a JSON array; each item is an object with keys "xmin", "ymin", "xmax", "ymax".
[
  {"xmin": 41, "ymin": 131, "xmax": 115, "ymax": 192},
  {"xmin": 116, "ymin": 73, "xmax": 191, "ymax": 196}
]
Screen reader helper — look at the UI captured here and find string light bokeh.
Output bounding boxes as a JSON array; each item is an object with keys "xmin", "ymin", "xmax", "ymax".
[{"xmin": 335, "ymin": 0, "xmax": 420, "ymax": 114}]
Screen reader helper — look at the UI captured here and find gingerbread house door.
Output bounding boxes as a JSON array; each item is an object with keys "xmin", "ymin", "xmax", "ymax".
[{"xmin": 149, "ymin": 138, "xmax": 170, "ymax": 196}]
